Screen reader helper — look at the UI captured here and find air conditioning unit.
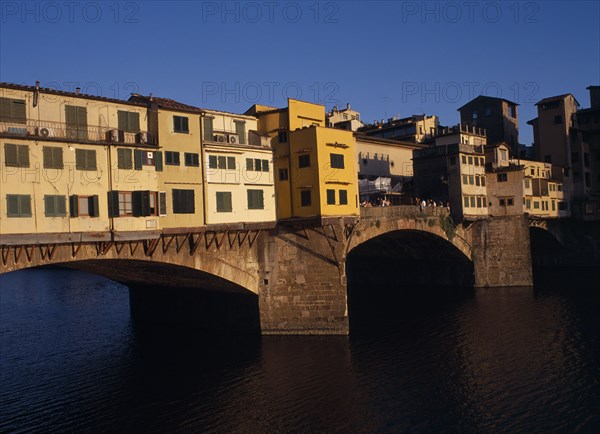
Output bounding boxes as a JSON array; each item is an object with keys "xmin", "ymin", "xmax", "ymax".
[
  {"xmin": 37, "ymin": 127, "xmax": 55, "ymax": 137},
  {"xmin": 109, "ymin": 129, "xmax": 121, "ymax": 142},
  {"xmin": 227, "ymin": 134, "xmax": 239, "ymax": 144},
  {"xmin": 213, "ymin": 133, "xmax": 226, "ymax": 143},
  {"xmin": 137, "ymin": 131, "xmax": 148, "ymax": 144}
]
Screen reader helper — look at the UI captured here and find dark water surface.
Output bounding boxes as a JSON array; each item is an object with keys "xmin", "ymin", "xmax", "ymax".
[{"xmin": 1, "ymin": 268, "xmax": 600, "ymax": 433}]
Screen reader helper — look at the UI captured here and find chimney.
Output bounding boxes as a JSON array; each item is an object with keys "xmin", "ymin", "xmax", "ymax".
[
  {"xmin": 35, "ymin": 80, "xmax": 40, "ymax": 90},
  {"xmin": 588, "ymin": 86, "xmax": 600, "ymax": 109},
  {"xmin": 75, "ymin": 87, "xmax": 81, "ymax": 94},
  {"xmin": 346, "ymin": 103, "xmax": 350, "ymax": 110}
]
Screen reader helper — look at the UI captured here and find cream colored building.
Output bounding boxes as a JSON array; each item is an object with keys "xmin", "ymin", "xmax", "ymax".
[
  {"xmin": 1, "ymin": 82, "xmax": 160, "ymax": 238},
  {"xmin": 201, "ymin": 109, "xmax": 275, "ymax": 225},
  {"xmin": 129, "ymin": 94, "xmax": 205, "ymax": 230},
  {"xmin": 327, "ymin": 103, "xmax": 364, "ymax": 131}
]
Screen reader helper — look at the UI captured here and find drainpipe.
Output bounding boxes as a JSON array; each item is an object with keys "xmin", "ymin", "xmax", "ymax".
[{"xmin": 199, "ymin": 113, "xmax": 208, "ymax": 226}]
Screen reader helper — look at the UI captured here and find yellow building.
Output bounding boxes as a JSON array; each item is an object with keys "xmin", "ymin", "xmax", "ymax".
[
  {"xmin": 0, "ymin": 82, "xmax": 160, "ymax": 239},
  {"xmin": 129, "ymin": 94, "xmax": 205, "ymax": 229},
  {"xmin": 246, "ymin": 99, "xmax": 359, "ymax": 219},
  {"xmin": 200, "ymin": 109, "xmax": 276, "ymax": 225}
]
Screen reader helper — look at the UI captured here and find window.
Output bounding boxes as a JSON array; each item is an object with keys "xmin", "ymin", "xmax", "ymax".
[
  {"xmin": 4, "ymin": 143, "xmax": 29, "ymax": 167},
  {"xmin": 472, "ymin": 110, "xmax": 478, "ymax": 119},
  {"xmin": 117, "ymin": 148, "xmax": 133, "ymax": 169},
  {"xmin": 497, "ymin": 173, "xmax": 508, "ymax": 182},
  {"xmin": 0, "ymin": 97, "xmax": 26, "ymax": 123},
  {"xmin": 461, "ymin": 155, "xmax": 467, "ymax": 164},
  {"xmin": 301, "ymin": 190, "xmax": 311, "ymax": 206},
  {"xmin": 75, "ymin": 149, "xmax": 96, "ymax": 171},
  {"xmin": 208, "ymin": 155, "xmax": 217, "ymax": 169},
  {"xmin": 508, "ymin": 198, "xmax": 514, "ymax": 206},
  {"xmin": 468, "ymin": 175, "xmax": 474, "ymax": 185},
  {"xmin": 533, "ymin": 201, "xmax": 540, "ymax": 209},
  {"xmin": 165, "ymin": 151, "xmax": 180, "ymax": 166},
  {"xmin": 526, "ymin": 199, "xmax": 531, "ymax": 209},
  {"xmin": 65, "ymin": 105, "xmax": 88, "ymax": 140},
  {"xmin": 278, "ymin": 131, "xmax": 287, "ymax": 143},
  {"xmin": 462, "ymin": 175, "xmax": 468, "ymax": 185},
  {"xmin": 159, "ymin": 192, "xmax": 167, "ymax": 215},
  {"xmin": 464, "ymin": 196, "xmax": 470, "ymax": 208},
  {"xmin": 330, "ymin": 153, "xmax": 345, "ymax": 169},
  {"xmin": 247, "ymin": 189, "xmax": 264, "ymax": 209},
  {"xmin": 468, "ymin": 156, "xmax": 473, "ymax": 165},
  {"xmin": 142, "ymin": 151, "xmax": 154, "ymax": 166},
  {"xmin": 475, "ymin": 176, "xmax": 481, "ymax": 186},
  {"xmin": 481, "ymin": 176, "xmax": 486, "ymax": 187},
  {"xmin": 118, "ymin": 111, "xmax": 140, "ymax": 133},
  {"xmin": 470, "ymin": 196, "xmax": 475, "ymax": 208},
  {"xmin": 299, "ymin": 154, "xmax": 310, "ymax": 168},
  {"xmin": 227, "ymin": 156, "xmax": 236, "ymax": 169},
  {"xmin": 339, "ymin": 190, "xmax": 348, "ymax": 205},
  {"xmin": 326, "ymin": 189, "xmax": 335, "ymax": 205},
  {"xmin": 41, "ymin": 146, "xmax": 63, "ymax": 169},
  {"xmin": 500, "ymin": 198, "xmax": 506, "ymax": 206},
  {"xmin": 172, "ymin": 189, "xmax": 195, "ymax": 214},
  {"xmin": 246, "ymin": 158, "xmax": 269, "ymax": 172},
  {"xmin": 6, "ymin": 194, "xmax": 31, "ymax": 217},
  {"xmin": 218, "ymin": 156, "xmax": 227, "ymax": 169},
  {"xmin": 500, "ymin": 150, "xmax": 508, "ymax": 161},
  {"xmin": 235, "ymin": 120, "xmax": 246, "ymax": 144},
  {"xmin": 174, "ymin": 116, "xmax": 189, "ymax": 133},
  {"xmin": 185, "ymin": 153, "xmax": 199, "ymax": 167},
  {"xmin": 69, "ymin": 195, "xmax": 99, "ymax": 217},
  {"xmin": 43, "ymin": 195, "xmax": 66, "ymax": 217},
  {"xmin": 475, "ymin": 157, "xmax": 480, "ymax": 166},
  {"xmin": 279, "ymin": 168, "xmax": 289, "ymax": 181},
  {"xmin": 203, "ymin": 117, "xmax": 214, "ymax": 141},
  {"xmin": 508, "ymin": 105, "xmax": 516, "ymax": 118},
  {"xmin": 118, "ymin": 191, "xmax": 133, "ymax": 216},
  {"xmin": 216, "ymin": 191, "xmax": 232, "ymax": 212},
  {"xmin": 552, "ymin": 200, "xmax": 556, "ymax": 211},
  {"xmin": 524, "ymin": 178, "xmax": 530, "ymax": 188},
  {"xmin": 477, "ymin": 197, "xmax": 482, "ymax": 208}
]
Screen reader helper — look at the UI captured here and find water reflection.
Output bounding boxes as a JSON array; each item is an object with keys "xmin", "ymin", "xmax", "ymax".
[{"xmin": 1, "ymin": 268, "xmax": 600, "ymax": 432}]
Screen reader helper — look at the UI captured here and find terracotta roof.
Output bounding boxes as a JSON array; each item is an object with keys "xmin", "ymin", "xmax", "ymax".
[
  {"xmin": 0, "ymin": 81, "xmax": 146, "ymax": 107},
  {"xmin": 535, "ymin": 93, "xmax": 579, "ymax": 106},
  {"xmin": 130, "ymin": 94, "xmax": 204, "ymax": 113}
]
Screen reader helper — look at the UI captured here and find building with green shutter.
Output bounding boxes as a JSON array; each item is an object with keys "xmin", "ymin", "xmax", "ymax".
[{"xmin": 0, "ymin": 81, "xmax": 159, "ymax": 240}]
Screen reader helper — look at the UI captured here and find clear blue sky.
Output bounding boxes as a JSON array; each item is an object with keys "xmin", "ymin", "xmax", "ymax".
[{"xmin": 1, "ymin": 1, "xmax": 599, "ymax": 145}]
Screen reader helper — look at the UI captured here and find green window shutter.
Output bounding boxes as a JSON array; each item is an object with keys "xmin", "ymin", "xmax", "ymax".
[
  {"xmin": 43, "ymin": 147, "xmax": 52, "ymax": 168},
  {"xmin": 203, "ymin": 117, "xmax": 214, "ymax": 141},
  {"xmin": 134, "ymin": 149, "xmax": 143, "ymax": 170},
  {"xmin": 155, "ymin": 151, "xmax": 163, "ymax": 171},
  {"xmin": 108, "ymin": 191, "xmax": 120, "ymax": 217},
  {"xmin": 159, "ymin": 192, "xmax": 167, "ymax": 215},
  {"xmin": 70, "ymin": 195, "xmax": 79, "ymax": 217},
  {"xmin": 20, "ymin": 195, "xmax": 32, "ymax": 217},
  {"xmin": 246, "ymin": 158, "xmax": 253, "ymax": 171},
  {"xmin": 7, "ymin": 195, "xmax": 19, "ymax": 216},
  {"xmin": 55, "ymin": 147, "xmax": 63, "ymax": 169},
  {"xmin": 44, "ymin": 195, "xmax": 54, "ymax": 216},
  {"xmin": 57, "ymin": 196, "xmax": 66, "ymax": 216},
  {"xmin": 262, "ymin": 160, "xmax": 269, "ymax": 172},
  {"xmin": 209, "ymin": 155, "xmax": 217, "ymax": 168},
  {"xmin": 17, "ymin": 145, "xmax": 29, "ymax": 167},
  {"xmin": 4, "ymin": 144, "xmax": 17, "ymax": 166},
  {"xmin": 327, "ymin": 189, "xmax": 335, "ymax": 205},
  {"xmin": 132, "ymin": 191, "xmax": 143, "ymax": 216},
  {"xmin": 217, "ymin": 156, "xmax": 226, "ymax": 169},
  {"xmin": 0, "ymin": 98, "xmax": 10, "ymax": 121},
  {"xmin": 141, "ymin": 191, "xmax": 150, "ymax": 216},
  {"xmin": 89, "ymin": 195, "xmax": 99, "ymax": 217},
  {"xmin": 75, "ymin": 149, "xmax": 85, "ymax": 170},
  {"xmin": 11, "ymin": 100, "xmax": 26, "ymax": 124},
  {"xmin": 227, "ymin": 156, "xmax": 236, "ymax": 170},
  {"xmin": 235, "ymin": 121, "xmax": 246, "ymax": 144},
  {"xmin": 118, "ymin": 111, "xmax": 128, "ymax": 131},
  {"xmin": 131, "ymin": 112, "xmax": 140, "ymax": 133},
  {"xmin": 339, "ymin": 190, "xmax": 348, "ymax": 205}
]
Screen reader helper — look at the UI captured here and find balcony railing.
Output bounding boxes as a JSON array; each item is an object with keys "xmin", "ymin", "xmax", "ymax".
[{"xmin": 0, "ymin": 119, "xmax": 156, "ymax": 145}]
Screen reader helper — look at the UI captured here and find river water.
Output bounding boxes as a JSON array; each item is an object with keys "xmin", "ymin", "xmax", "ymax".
[{"xmin": 1, "ymin": 268, "xmax": 599, "ymax": 433}]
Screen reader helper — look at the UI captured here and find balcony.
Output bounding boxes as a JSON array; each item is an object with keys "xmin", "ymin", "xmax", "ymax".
[{"xmin": 0, "ymin": 119, "xmax": 156, "ymax": 146}]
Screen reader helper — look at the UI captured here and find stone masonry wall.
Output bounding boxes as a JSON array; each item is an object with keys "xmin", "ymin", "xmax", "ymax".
[
  {"xmin": 470, "ymin": 215, "xmax": 533, "ymax": 287},
  {"xmin": 258, "ymin": 225, "xmax": 349, "ymax": 335}
]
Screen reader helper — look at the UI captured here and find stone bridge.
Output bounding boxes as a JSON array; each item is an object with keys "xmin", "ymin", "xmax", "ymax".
[{"xmin": 1, "ymin": 206, "xmax": 535, "ymax": 335}]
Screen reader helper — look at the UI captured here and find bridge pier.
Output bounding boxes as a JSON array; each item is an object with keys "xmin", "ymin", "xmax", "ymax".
[
  {"xmin": 258, "ymin": 225, "xmax": 350, "ymax": 335},
  {"xmin": 470, "ymin": 215, "xmax": 533, "ymax": 288}
]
